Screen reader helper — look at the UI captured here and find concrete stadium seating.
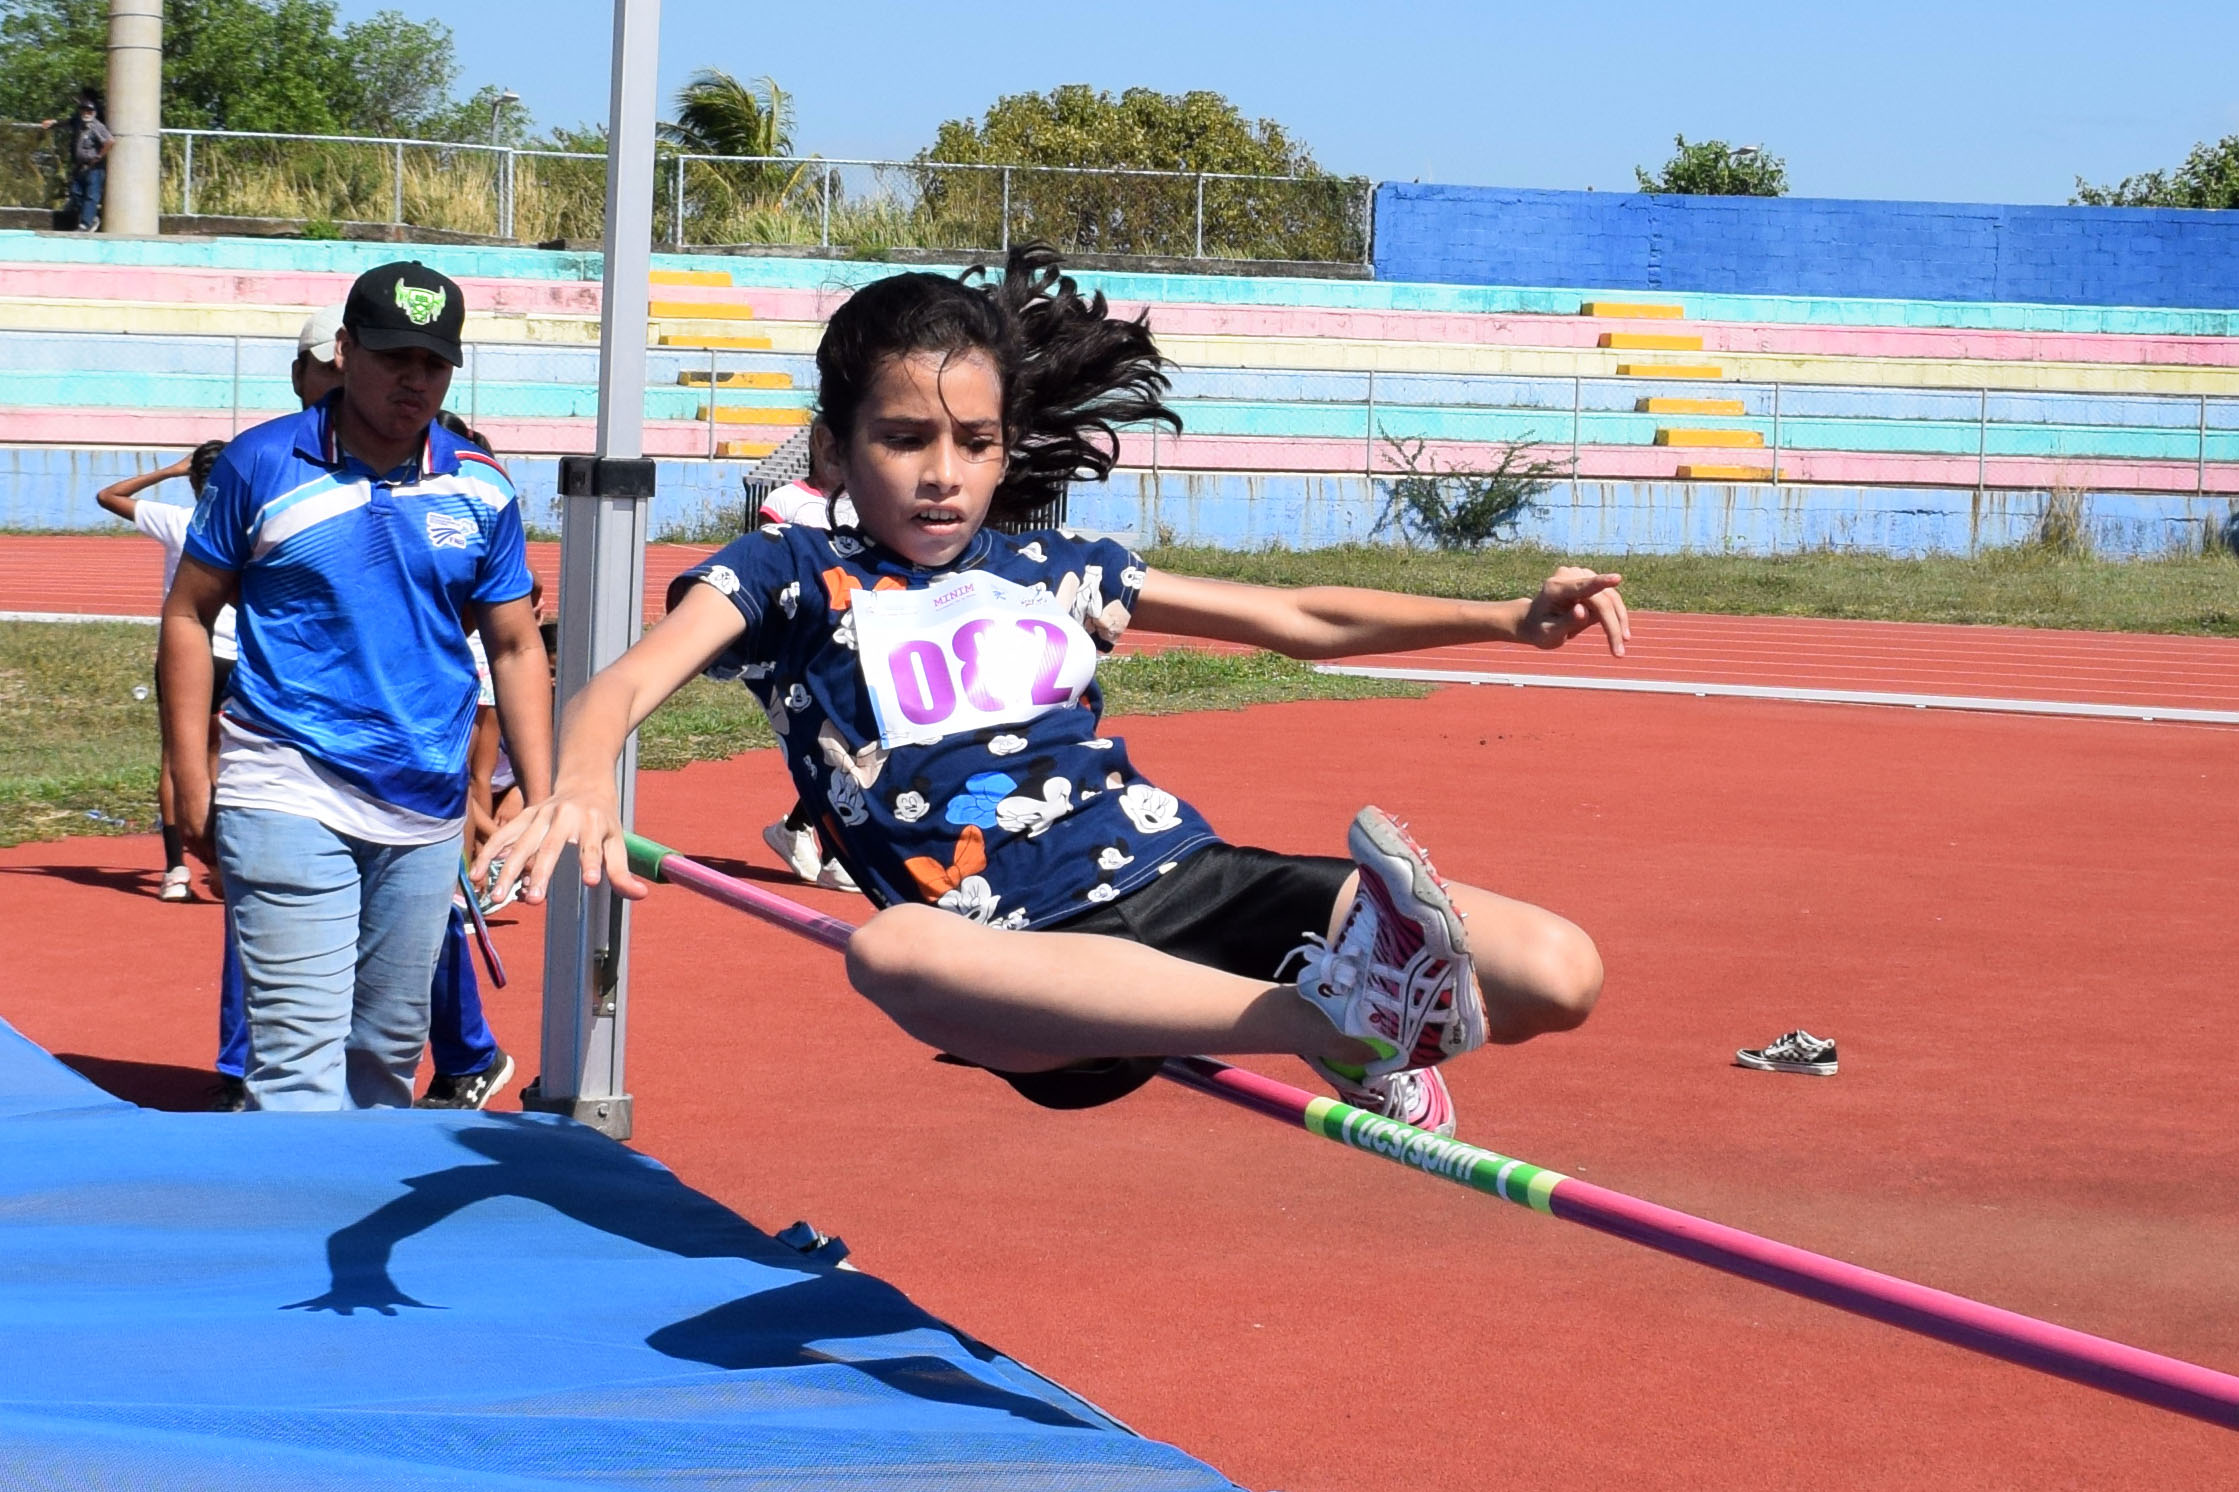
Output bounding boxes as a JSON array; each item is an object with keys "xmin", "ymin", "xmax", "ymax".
[{"xmin": 4, "ymin": 231, "xmax": 2235, "ymax": 555}]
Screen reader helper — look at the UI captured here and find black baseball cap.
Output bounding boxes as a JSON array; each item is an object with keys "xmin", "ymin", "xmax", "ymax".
[{"xmin": 343, "ymin": 260, "xmax": 465, "ymax": 366}]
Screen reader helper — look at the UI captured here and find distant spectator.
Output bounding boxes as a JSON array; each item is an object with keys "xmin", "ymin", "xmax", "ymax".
[
  {"xmin": 292, "ymin": 302, "xmax": 345, "ymax": 405},
  {"xmin": 161, "ymin": 261, "xmax": 551, "ymax": 1111},
  {"xmin": 94, "ymin": 442, "xmax": 234, "ymax": 901},
  {"xmin": 38, "ymin": 88, "xmax": 112, "ymax": 232}
]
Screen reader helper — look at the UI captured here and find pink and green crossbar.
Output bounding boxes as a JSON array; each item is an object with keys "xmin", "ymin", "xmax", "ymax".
[{"xmin": 622, "ymin": 831, "xmax": 2239, "ymax": 1431}]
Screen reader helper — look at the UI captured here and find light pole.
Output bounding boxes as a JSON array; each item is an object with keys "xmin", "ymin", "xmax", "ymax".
[{"xmin": 489, "ymin": 88, "xmax": 520, "ymax": 148}]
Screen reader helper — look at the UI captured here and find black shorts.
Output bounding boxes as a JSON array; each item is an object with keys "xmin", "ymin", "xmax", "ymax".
[{"xmin": 980, "ymin": 844, "xmax": 1354, "ymax": 1110}]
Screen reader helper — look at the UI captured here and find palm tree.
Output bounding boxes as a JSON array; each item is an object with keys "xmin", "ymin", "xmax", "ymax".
[{"xmin": 660, "ymin": 70, "xmax": 809, "ymax": 209}]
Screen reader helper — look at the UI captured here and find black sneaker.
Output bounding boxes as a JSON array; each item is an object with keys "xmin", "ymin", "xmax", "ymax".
[
  {"xmin": 209, "ymin": 1075, "xmax": 248, "ymax": 1112},
  {"xmin": 1736, "ymin": 1029, "xmax": 1838, "ymax": 1076},
  {"xmin": 416, "ymin": 1049, "xmax": 517, "ymax": 1110}
]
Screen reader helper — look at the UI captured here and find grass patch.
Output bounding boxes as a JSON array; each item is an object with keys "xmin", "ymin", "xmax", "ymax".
[
  {"xmin": 0, "ymin": 624, "xmax": 1418, "ymax": 847},
  {"xmin": 1145, "ymin": 543, "xmax": 2239, "ymax": 638},
  {"xmin": 0, "ymin": 622, "xmax": 162, "ymax": 848}
]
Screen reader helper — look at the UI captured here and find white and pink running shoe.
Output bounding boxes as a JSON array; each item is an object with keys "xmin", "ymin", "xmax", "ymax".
[
  {"xmin": 1291, "ymin": 806, "xmax": 1486, "ymax": 1085},
  {"xmin": 1313, "ymin": 1063, "xmax": 1457, "ymax": 1136}
]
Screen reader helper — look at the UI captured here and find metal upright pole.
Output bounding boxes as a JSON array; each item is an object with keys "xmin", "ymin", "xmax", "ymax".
[
  {"xmin": 2199, "ymin": 394, "xmax": 2210, "ymax": 498},
  {"xmin": 1571, "ymin": 374, "xmax": 1582, "ymax": 474},
  {"xmin": 1977, "ymin": 387, "xmax": 1989, "ymax": 493},
  {"xmin": 1194, "ymin": 172, "xmax": 1205, "ymax": 259},
  {"xmin": 1364, "ymin": 368, "xmax": 1377, "ymax": 474},
  {"xmin": 673, "ymin": 155, "xmax": 685, "ymax": 246},
  {"xmin": 181, "ymin": 131, "xmax": 193, "ymax": 216},
  {"xmin": 531, "ymin": 0, "xmax": 661, "ymax": 1140},
  {"xmin": 1000, "ymin": 166, "xmax": 1010, "ymax": 254},
  {"xmin": 1770, "ymin": 382, "xmax": 1781, "ymax": 487},
  {"xmin": 393, "ymin": 140, "xmax": 404, "ymax": 224},
  {"xmin": 820, "ymin": 164, "xmax": 833, "ymax": 247}
]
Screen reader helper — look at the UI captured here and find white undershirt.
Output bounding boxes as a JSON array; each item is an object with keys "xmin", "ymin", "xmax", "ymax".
[
  {"xmin": 215, "ymin": 716, "xmax": 463, "ymax": 845},
  {"xmin": 133, "ymin": 499, "xmax": 237, "ymax": 660}
]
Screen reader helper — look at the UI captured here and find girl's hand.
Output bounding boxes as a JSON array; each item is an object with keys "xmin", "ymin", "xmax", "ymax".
[
  {"xmin": 472, "ymin": 783, "xmax": 650, "ymax": 907},
  {"xmin": 1519, "ymin": 568, "xmax": 1630, "ymax": 655},
  {"xmin": 159, "ymin": 454, "xmax": 196, "ymax": 480}
]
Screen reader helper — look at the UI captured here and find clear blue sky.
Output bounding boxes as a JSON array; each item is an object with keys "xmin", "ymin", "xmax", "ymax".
[{"xmin": 339, "ymin": 0, "xmax": 2238, "ymax": 204}]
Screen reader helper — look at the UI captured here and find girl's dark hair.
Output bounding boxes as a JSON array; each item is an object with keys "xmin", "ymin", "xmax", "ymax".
[
  {"xmin": 814, "ymin": 243, "xmax": 1182, "ymax": 524},
  {"xmin": 434, "ymin": 409, "xmax": 495, "ymax": 455},
  {"xmin": 188, "ymin": 440, "xmax": 226, "ymax": 496}
]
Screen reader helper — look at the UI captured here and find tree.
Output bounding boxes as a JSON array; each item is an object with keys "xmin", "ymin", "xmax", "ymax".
[
  {"xmin": 914, "ymin": 85, "xmax": 1361, "ymax": 260},
  {"xmin": 658, "ymin": 68, "xmax": 807, "ymax": 216},
  {"xmin": 1635, "ymin": 134, "xmax": 1788, "ymax": 196},
  {"xmin": 0, "ymin": 0, "xmax": 511, "ymax": 139},
  {"xmin": 2074, "ymin": 135, "xmax": 2239, "ymax": 209}
]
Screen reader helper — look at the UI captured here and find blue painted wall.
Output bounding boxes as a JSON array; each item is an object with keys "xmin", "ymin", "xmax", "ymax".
[{"xmin": 1373, "ymin": 186, "xmax": 2239, "ymax": 310}]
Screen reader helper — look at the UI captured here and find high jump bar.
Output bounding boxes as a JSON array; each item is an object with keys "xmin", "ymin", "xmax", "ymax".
[{"xmin": 620, "ymin": 831, "xmax": 2239, "ymax": 1431}]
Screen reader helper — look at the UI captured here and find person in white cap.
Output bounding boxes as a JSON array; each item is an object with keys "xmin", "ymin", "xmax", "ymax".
[{"xmin": 292, "ymin": 302, "xmax": 346, "ymax": 406}]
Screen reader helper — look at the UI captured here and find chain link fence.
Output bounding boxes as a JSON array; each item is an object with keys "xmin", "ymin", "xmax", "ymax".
[{"xmin": 4, "ymin": 123, "xmax": 1371, "ymax": 265}]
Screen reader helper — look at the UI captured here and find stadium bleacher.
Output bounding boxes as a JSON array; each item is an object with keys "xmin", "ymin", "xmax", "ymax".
[{"xmin": 4, "ymin": 231, "xmax": 2235, "ymax": 555}]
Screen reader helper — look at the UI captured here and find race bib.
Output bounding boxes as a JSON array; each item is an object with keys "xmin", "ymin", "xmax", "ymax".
[{"xmin": 852, "ymin": 572, "xmax": 1098, "ymax": 747}]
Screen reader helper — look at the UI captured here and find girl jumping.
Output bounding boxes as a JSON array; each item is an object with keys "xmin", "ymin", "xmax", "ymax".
[{"xmin": 479, "ymin": 246, "xmax": 1627, "ymax": 1134}]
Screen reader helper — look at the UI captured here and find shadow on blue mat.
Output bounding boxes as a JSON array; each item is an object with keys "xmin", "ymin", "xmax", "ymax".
[{"xmin": 289, "ymin": 1119, "xmax": 1095, "ymax": 1429}]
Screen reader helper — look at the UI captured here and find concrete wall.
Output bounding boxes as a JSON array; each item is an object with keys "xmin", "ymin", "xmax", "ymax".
[{"xmin": 1373, "ymin": 186, "xmax": 2239, "ymax": 310}]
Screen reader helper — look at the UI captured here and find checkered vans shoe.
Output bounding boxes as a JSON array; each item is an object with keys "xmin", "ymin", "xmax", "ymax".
[
  {"xmin": 1287, "ymin": 807, "xmax": 1485, "ymax": 1082},
  {"xmin": 1735, "ymin": 1029, "xmax": 1838, "ymax": 1076}
]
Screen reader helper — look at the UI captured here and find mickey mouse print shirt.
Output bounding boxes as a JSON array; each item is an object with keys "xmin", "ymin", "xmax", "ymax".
[{"xmin": 672, "ymin": 523, "xmax": 1219, "ymax": 929}]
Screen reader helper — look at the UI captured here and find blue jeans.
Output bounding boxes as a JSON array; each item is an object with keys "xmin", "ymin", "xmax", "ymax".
[
  {"xmin": 217, "ymin": 902, "xmax": 496, "ymax": 1082},
  {"xmin": 216, "ymin": 807, "xmax": 460, "ymax": 1110},
  {"xmin": 69, "ymin": 164, "xmax": 104, "ymax": 228}
]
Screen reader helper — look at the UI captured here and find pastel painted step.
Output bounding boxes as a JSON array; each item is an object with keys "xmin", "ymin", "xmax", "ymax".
[
  {"xmin": 659, "ymin": 334, "xmax": 774, "ymax": 349},
  {"xmin": 1580, "ymin": 302, "xmax": 1685, "ymax": 320},
  {"xmin": 701, "ymin": 404, "xmax": 814, "ymax": 425},
  {"xmin": 1655, "ymin": 428, "xmax": 1767, "ymax": 448},
  {"xmin": 650, "ymin": 300, "xmax": 757, "ymax": 320},
  {"xmin": 1616, "ymin": 363, "xmax": 1725, "ymax": 379},
  {"xmin": 1676, "ymin": 464, "xmax": 1780, "ymax": 481},
  {"xmin": 1640, "ymin": 397, "xmax": 1746, "ymax": 415},
  {"xmin": 677, "ymin": 370, "xmax": 794, "ymax": 388},
  {"xmin": 650, "ymin": 269, "xmax": 734, "ymax": 286},
  {"xmin": 717, "ymin": 440, "xmax": 778, "ymax": 458},
  {"xmin": 1599, "ymin": 332, "xmax": 1704, "ymax": 351}
]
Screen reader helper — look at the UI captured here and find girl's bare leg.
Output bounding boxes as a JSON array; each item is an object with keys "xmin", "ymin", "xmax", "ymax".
[{"xmin": 845, "ymin": 876, "xmax": 1599, "ymax": 1073}]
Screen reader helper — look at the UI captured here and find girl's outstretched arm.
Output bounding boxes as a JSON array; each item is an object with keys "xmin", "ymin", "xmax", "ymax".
[
  {"xmin": 475, "ymin": 582, "xmax": 747, "ymax": 905},
  {"xmin": 1132, "ymin": 565, "xmax": 1631, "ymax": 660}
]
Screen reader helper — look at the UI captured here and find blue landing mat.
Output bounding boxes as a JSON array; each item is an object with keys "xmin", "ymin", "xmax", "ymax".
[{"xmin": 0, "ymin": 1018, "xmax": 1236, "ymax": 1490}]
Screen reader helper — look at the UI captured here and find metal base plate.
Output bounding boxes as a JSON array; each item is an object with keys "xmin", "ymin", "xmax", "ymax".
[{"xmin": 520, "ymin": 1078, "xmax": 634, "ymax": 1139}]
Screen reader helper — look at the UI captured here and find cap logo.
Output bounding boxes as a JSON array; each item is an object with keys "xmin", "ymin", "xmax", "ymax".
[{"xmin": 394, "ymin": 279, "xmax": 448, "ymax": 326}]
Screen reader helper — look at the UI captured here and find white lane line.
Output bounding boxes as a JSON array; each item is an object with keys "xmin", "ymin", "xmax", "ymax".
[
  {"xmin": 1316, "ymin": 665, "xmax": 2239, "ymax": 726},
  {"xmin": 0, "ymin": 611, "xmax": 156, "ymax": 624}
]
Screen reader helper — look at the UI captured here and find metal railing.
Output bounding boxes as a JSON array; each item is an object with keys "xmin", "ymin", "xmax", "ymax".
[
  {"xmin": 6, "ymin": 122, "xmax": 1371, "ymax": 265},
  {"xmin": 5, "ymin": 325, "xmax": 2231, "ymax": 497}
]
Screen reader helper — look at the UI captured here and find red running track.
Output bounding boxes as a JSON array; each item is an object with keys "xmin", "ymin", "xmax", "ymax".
[
  {"xmin": 10, "ymin": 532, "xmax": 2239, "ymax": 713},
  {"xmin": 4, "ymin": 685, "xmax": 2236, "ymax": 1490}
]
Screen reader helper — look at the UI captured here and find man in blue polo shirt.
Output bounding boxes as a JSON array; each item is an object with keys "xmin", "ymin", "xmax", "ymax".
[{"xmin": 159, "ymin": 261, "xmax": 553, "ymax": 1110}]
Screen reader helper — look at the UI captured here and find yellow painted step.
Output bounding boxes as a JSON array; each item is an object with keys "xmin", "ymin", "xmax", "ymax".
[
  {"xmin": 716, "ymin": 440, "xmax": 779, "ymax": 459},
  {"xmin": 1638, "ymin": 397, "xmax": 1746, "ymax": 415},
  {"xmin": 677, "ymin": 370, "xmax": 794, "ymax": 388},
  {"xmin": 659, "ymin": 334, "xmax": 774, "ymax": 350},
  {"xmin": 1677, "ymin": 464, "xmax": 1780, "ymax": 481},
  {"xmin": 700, "ymin": 404, "xmax": 814, "ymax": 426},
  {"xmin": 1581, "ymin": 301, "xmax": 1684, "ymax": 319},
  {"xmin": 651, "ymin": 269, "xmax": 734, "ymax": 286},
  {"xmin": 1615, "ymin": 363, "xmax": 1725, "ymax": 379},
  {"xmin": 1655, "ymin": 428, "xmax": 1766, "ymax": 448},
  {"xmin": 650, "ymin": 300, "xmax": 756, "ymax": 320},
  {"xmin": 1599, "ymin": 332, "xmax": 1703, "ymax": 351}
]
